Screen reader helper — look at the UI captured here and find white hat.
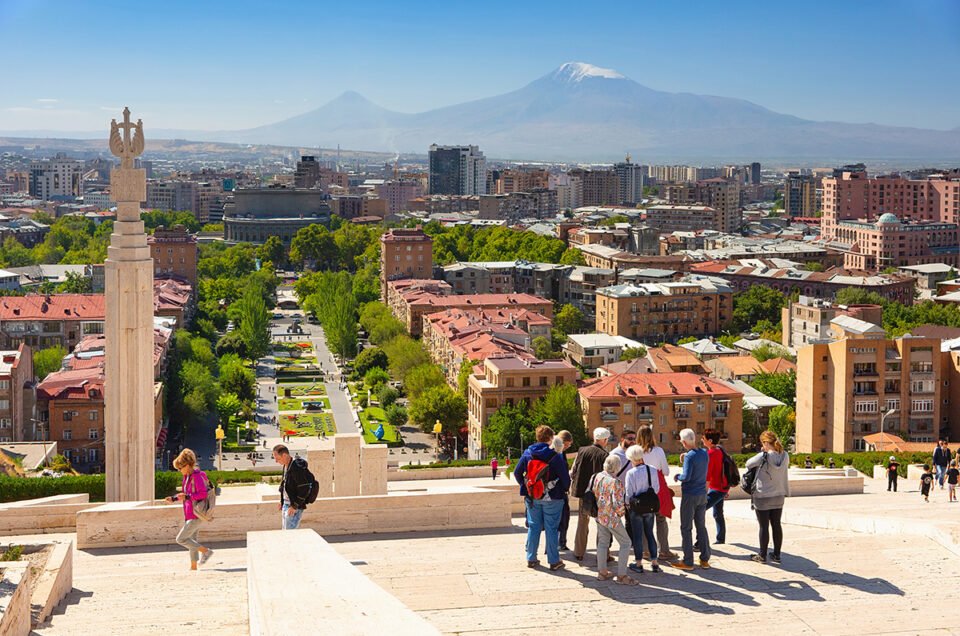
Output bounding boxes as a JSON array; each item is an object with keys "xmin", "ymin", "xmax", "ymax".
[
  {"xmin": 593, "ymin": 427, "xmax": 611, "ymax": 441},
  {"xmin": 889, "ymin": 456, "xmax": 896, "ymax": 461}
]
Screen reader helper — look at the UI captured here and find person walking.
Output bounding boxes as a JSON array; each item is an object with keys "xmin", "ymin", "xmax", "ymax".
[
  {"xmin": 948, "ymin": 460, "xmax": 959, "ymax": 502},
  {"xmin": 569, "ymin": 427, "xmax": 611, "ymax": 562},
  {"xmin": 167, "ymin": 449, "xmax": 213, "ymax": 571},
  {"xmin": 624, "ymin": 444, "xmax": 661, "ymax": 574},
  {"xmin": 490, "ymin": 457, "xmax": 499, "ymax": 480},
  {"xmin": 638, "ymin": 425, "xmax": 676, "ymax": 561},
  {"xmin": 272, "ymin": 444, "xmax": 313, "ymax": 529},
  {"xmin": 513, "ymin": 425, "xmax": 570, "ymax": 571},
  {"xmin": 886, "ymin": 456, "xmax": 900, "ymax": 492},
  {"xmin": 593, "ymin": 455, "xmax": 637, "ymax": 585},
  {"xmin": 702, "ymin": 429, "xmax": 729, "ymax": 544},
  {"xmin": 746, "ymin": 430, "xmax": 790, "ymax": 564},
  {"xmin": 671, "ymin": 428, "xmax": 711, "ymax": 571},
  {"xmin": 933, "ymin": 440, "xmax": 951, "ymax": 489}
]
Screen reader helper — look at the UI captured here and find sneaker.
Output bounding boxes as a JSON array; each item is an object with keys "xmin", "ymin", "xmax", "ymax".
[
  {"xmin": 670, "ymin": 562, "xmax": 694, "ymax": 571},
  {"xmin": 750, "ymin": 554, "xmax": 767, "ymax": 564},
  {"xmin": 628, "ymin": 562, "xmax": 644, "ymax": 574},
  {"xmin": 549, "ymin": 561, "xmax": 566, "ymax": 572},
  {"xmin": 651, "ymin": 563, "xmax": 662, "ymax": 573},
  {"xmin": 699, "ymin": 560, "xmax": 711, "ymax": 569},
  {"xmin": 770, "ymin": 554, "xmax": 781, "ymax": 564},
  {"xmin": 659, "ymin": 551, "xmax": 679, "ymax": 561},
  {"xmin": 527, "ymin": 560, "xmax": 540, "ymax": 568},
  {"xmin": 559, "ymin": 545, "xmax": 570, "ymax": 551},
  {"xmin": 199, "ymin": 549, "xmax": 214, "ymax": 566}
]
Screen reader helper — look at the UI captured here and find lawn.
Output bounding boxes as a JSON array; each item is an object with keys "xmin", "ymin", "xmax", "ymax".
[
  {"xmin": 223, "ymin": 415, "xmax": 258, "ymax": 451},
  {"xmin": 278, "ymin": 383, "xmax": 327, "ymax": 397},
  {"xmin": 278, "ymin": 397, "xmax": 331, "ymax": 412},
  {"xmin": 280, "ymin": 412, "xmax": 336, "ymax": 437},
  {"xmin": 358, "ymin": 406, "xmax": 402, "ymax": 446}
]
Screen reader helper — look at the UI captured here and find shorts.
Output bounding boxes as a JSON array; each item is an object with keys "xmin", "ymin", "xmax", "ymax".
[{"xmin": 950, "ymin": 484, "xmax": 957, "ymax": 493}]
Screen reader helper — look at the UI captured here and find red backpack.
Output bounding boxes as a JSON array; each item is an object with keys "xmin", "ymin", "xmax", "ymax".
[{"xmin": 525, "ymin": 454, "xmax": 554, "ymax": 499}]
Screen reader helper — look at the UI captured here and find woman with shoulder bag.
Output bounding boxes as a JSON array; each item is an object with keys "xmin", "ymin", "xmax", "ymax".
[
  {"xmin": 745, "ymin": 431, "xmax": 790, "ymax": 564},
  {"xmin": 167, "ymin": 449, "xmax": 213, "ymax": 571},
  {"xmin": 624, "ymin": 444, "xmax": 662, "ymax": 574},
  {"xmin": 593, "ymin": 455, "xmax": 637, "ymax": 585},
  {"xmin": 638, "ymin": 426, "xmax": 676, "ymax": 561}
]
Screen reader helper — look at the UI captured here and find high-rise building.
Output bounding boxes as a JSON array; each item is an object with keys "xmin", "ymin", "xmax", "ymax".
[
  {"xmin": 379, "ymin": 226, "xmax": 434, "ymax": 299},
  {"xmin": 428, "ymin": 145, "xmax": 486, "ymax": 195},
  {"xmin": 496, "ymin": 168, "xmax": 550, "ymax": 194},
  {"xmin": 294, "ymin": 156, "xmax": 322, "ymax": 188},
  {"xmin": 569, "ymin": 169, "xmax": 619, "ymax": 206},
  {"xmin": 29, "ymin": 154, "xmax": 84, "ymax": 200},
  {"xmin": 750, "ymin": 162, "xmax": 762, "ymax": 185},
  {"xmin": 663, "ymin": 178, "xmax": 742, "ymax": 233},
  {"xmin": 784, "ymin": 172, "xmax": 818, "ymax": 217},
  {"xmin": 376, "ymin": 180, "xmax": 424, "ymax": 215},
  {"xmin": 614, "ymin": 157, "xmax": 647, "ymax": 205}
]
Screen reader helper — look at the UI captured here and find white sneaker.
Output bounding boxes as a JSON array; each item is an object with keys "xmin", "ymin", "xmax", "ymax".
[{"xmin": 199, "ymin": 549, "xmax": 214, "ymax": 566}]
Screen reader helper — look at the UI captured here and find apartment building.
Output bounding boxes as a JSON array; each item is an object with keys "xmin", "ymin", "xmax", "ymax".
[
  {"xmin": 29, "ymin": 154, "xmax": 83, "ymax": 200},
  {"xmin": 781, "ymin": 296, "xmax": 883, "ymax": 350},
  {"xmin": 496, "ymin": 169, "xmax": 550, "ymax": 194},
  {"xmin": 376, "ymin": 180, "xmax": 424, "ymax": 214},
  {"xmin": 379, "ymin": 226, "xmax": 434, "ymax": 299},
  {"xmin": 595, "ymin": 279, "xmax": 733, "ymax": 342},
  {"xmin": 784, "ymin": 172, "xmax": 819, "ymax": 217},
  {"xmin": 465, "ymin": 356, "xmax": 579, "ymax": 459},
  {"xmin": 0, "ymin": 345, "xmax": 34, "ymax": 443},
  {"xmin": 0, "ymin": 294, "xmax": 106, "ymax": 351},
  {"xmin": 561, "ymin": 334, "xmax": 643, "ymax": 373},
  {"xmin": 663, "ymin": 179, "xmax": 742, "ymax": 233},
  {"xmin": 428, "ymin": 145, "xmax": 486, "ymax": 195},
  {"xmin": 644, "ymin": 205, "xmax": 723, "ymax": 233},
  {"xmin": 569, "ymin": 169, "xmax": 619, "ymax": 206},
  {"xmin": 148, "ymin": 225, "xmax": 198, "ymax": 287},
  {"xmin": 478, "ymin": 190, "xmax": 558, "ymax": 220},
  {"xmin": 578, "ymin": 373, "xmax": 744, "ymax": 453}
]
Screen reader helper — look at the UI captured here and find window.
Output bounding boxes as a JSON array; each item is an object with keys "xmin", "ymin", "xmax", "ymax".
[
  {"xmin": 89, "ymin": 428, "xmax": 99, "ymax": 439},
  {"xmin": 88, "ymin": 411, "xmax": 98, "ymax": 421},
  {"xmin": 0, "ymin": 380, "xmax": 9, "ymax": 390},
  {"xmin": 854, "ymin": 401, "xmax": 878, "ymax": 413},
  {"xmin": 63, "ymin": 411, "xmax": 73, "ymax": 421},
  {"xmin": 63, "ymin": 429, "xmax": 72, "ymax": 440},
  {"xmin": 0, "ymin": 418, "xmax": 9, "ymax": 429},
  {"xmin": 911, "ymin": 399, "xmax": 934, "ymax": 413},
  {"xmin": 522, "ymin": 377, "xmax": 530, "ymax": 387},
  {"xmin": 88, "ymin": 449, "xmax": 98, "ymax": 462},
  {"xmin": 886, "ymin": 398, "xmax": 900, "ymax": 412},
  {"xmin": 506, "ymin": 378, "xmax": 514, "ymax": 388},
  {"xmin": 539, "ymin": 377, "xmax": 547, "ymax": 387}
]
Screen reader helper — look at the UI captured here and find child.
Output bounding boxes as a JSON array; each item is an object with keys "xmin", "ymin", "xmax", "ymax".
[
  {"xmin": 887, "ymin": 456, "xmax": 900, "ymax": 492},
  {"xmin": 947, "ymin": 461, "xmax": 959, "ymax": 502},
  {"xmin": 920, "ymin": 464, "xmax": 934, "ymax": 502}
]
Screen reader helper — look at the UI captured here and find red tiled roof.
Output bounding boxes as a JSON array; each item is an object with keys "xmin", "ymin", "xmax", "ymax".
[
  {"xmin": 716, "ymin": 356, "xmax": 763, "ymax": 376},
  {"xmin": 580, "ymin": 372, "xmax": 741, "ymax": 399},
  {"xmin": 36, "ymin": 366, "xmax": 104, "ymax": 400},
  {"xmin": 760, "ymin": 357, "xmax": 797, "ymax": 374},
  {"xmin": 0, "ymin": 294, "xmax": 105, "ymax": 320},
  {"xmin": 449, "ymin": 332, "xmax": 532, "ymax": 361}
]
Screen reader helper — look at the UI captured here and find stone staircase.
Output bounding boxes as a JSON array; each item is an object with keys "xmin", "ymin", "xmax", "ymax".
[{"xmin": 34, "ymin": 541, "xmax": 248, "ymax": 635}]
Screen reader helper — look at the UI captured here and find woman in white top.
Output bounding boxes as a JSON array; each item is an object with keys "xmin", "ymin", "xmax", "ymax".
[
  {"xmin": 624, "ymin": 444, "xmax": 662, "ymax": 573},
  {"xmin": 638, "ymin": 425, "xmax": 676, "ymax": 561}
]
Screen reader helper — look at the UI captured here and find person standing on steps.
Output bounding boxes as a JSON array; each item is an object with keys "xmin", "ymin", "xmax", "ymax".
[
  {"xmin": 168, "ymin": 449, "xmax": 213, "ymax": 570},
  {"xmin": 747, "ymin": 430, "xmax": 790, "ymax": 564},
  {"xmin": 272, "ymin": 444, "xmax": 313, "ymax": 529},
  {"xmin": 933, "ymin": 440, "xmax": 951, "ymax": 489},
  {"xmin": 555, "ymin": 430, "xmax": 574, "ymax": 551},
  {"xmin": 702, "ymin": 429, "xmax": 730, "ymax": 544},
  {"xmin": 513, "ymin": 425, "xmax": 570, "ymax": 571},
  {"xmin": 569, "ymin": 427, "xmax": 611, "ymax": 562},
  {"xmin": 886, "ymin": 456, "xmax": 900, "ymax": 492},
  {"xmin": 490, "ymin": 457, "xmax": 499, "ymax": 480},
  {"xmin": 671, "ymin": 428, "xmax": 710, "ymax": 571},
  {"xmin": 638, "ymin": 425, "xmax": 676, "ymax": 561}
]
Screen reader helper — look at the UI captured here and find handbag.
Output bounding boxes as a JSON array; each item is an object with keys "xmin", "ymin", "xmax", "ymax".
[
  {"xmin": 628, "ymin": 465, "xmax": 660, "ymax": 515},
  {"xmin": 741, "ymin": 453, "xmax": 767, "ymax": 495},
  {"xmin": 189, "ymin": 471, "xmax": 221, "ymax": 522},
  {"xmin": 580, "ymin": 473, "xmax": 600, "ymax": 518}
]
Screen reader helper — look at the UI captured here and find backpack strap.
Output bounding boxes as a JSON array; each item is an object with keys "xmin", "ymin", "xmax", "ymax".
[{"xmin": 616, "ymin": 459, "xmax": 631, "ymax": 478}]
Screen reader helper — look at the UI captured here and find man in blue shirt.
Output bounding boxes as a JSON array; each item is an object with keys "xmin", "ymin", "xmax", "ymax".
[{"xmin": 671, "ymin": 428, "xmax": 711, "ymax": 570}]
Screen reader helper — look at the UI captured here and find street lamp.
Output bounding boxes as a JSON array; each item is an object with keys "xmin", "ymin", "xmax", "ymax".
[
  {"xmin": 215, "ymin": 424, "xmax": 225, "ymax": 471},
  {"xmin": 880, "ymin": 408, "xmax": 897, "ymax": 446}
]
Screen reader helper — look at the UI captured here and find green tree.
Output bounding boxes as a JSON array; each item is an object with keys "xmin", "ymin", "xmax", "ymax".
[
  {"xmin": 553, "ymin": 304, "xmax": 584, "ymax": 336},
  {"xmin": 532, "ymin": 336, "xmax": 560, "ymax": 360},
  {"xmin": 189, "ymin": 337, "xmax": 217, "ymax": 372},
  {"xmin": 457, "ymin": 358, "xmax": 478, "ymax": 397},
  {"xmin": 383, "ymin": 335, "xmax": 430, "ymax": 381},
  {"xmin": 677, "ymin": 336, "xmax": 698, "ymax": 345},
  {"xmin": 803, "ymin": 262, "xmax": 825, "ymax": 272},
  {"xmin": 215, "ymin": 330, "xmax": 248, "ymax": 358},
  {"xmin": 748, "ymin": 371, "xmax": 797, "ymax": 406},
  {"xmin": 732, "ymin": 285, "xmax": 787, "ymax": 332},
  {"xmin": 55, "ymin": 271, "xmax": 92, "ymax": 293},
  {"xmin": 834, "ymin": 287, "xmax": 887, "ymax": 307},
  {"xmin": 236, "ymin": 287, "xmax": 271, "ymax": 361},
  {"xmin": 364, "ymin": 367, "xmax": 391, "ymax": 390},
  {"xmin": 352, "ymin": 347, "xmax": 388, "ymax": 379},
  {"xmin": 215, "ymin": 392, "xmax": 242, "ymax": 427},
  {"xmin": 404, "ymin": 364, "xmax": 445, "ymax": 398},
  {"xmin": 620, "ymin": 346, "xmax": 647, "ymax": 361},
  {"xmin": 408, "ymin": 385, "xmax": 467, "ymax": 435},
  {"xmin": 533, "ymin": 384, "xmax": 588, "ymax": 448},
  {"xmin": 219, "ymin": 354, "xmax": 256, "ymax": 402},
  {"xmin": 752, "ymin": 342, "xmax": 794, "ymax": 363},
  {"xmin": 258, "ymin": 235, "xmax": 285, "ymax": 267},
  {"xmin": 559, "ymin": 248, "xmax": 586, "ymax": 265},
  {"xmin": 290, "ymin": 224, "xmax": 335, "ymax": 269},
  {"xmin": 386, "ymin": 404, "xmax": 408, "ymax": 428},
  {"xmin": 0, "ymin": 237, "xmax": 36, "ymax": 267},
  {"xmin": 377, "ymin": 385, "xmax": 400, "ymax": 407},
  {"xmin": 33, "ymin": 345, "xmax": 67, "ymax": 381},
  {"xmin": 767, "ymin": 405, "xmax": 796, "ymax": 445},
  {"xmin": 359, "ymin": 302, "xmax": 405, "ymax": 345},
  {"xmin": 482, "ymin": 402, "xmax": 532, "ymax": 458}
]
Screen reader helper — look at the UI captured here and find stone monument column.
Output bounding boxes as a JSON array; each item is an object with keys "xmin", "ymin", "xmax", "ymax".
[{"xmin": 104, "ymin": 107, "xmax": 155, "ymax": 502}]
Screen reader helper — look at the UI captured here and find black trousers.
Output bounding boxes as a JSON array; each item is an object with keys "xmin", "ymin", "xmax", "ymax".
[
  {"xmin": 888, "ymin": 472, "xmax": 898, "ymax": 491},
  {"xmin": 558, "ymin": 496, "xmax": 571, "ymax": 547},
  {"xmin": 755, "ymin": 507, "xmax": 783, "ymax": 558}
]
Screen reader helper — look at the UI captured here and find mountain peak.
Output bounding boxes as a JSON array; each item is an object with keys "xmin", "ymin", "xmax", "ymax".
[{"xmin": 553, "ymin": 62, "xmax": 625, "ymax": 82}]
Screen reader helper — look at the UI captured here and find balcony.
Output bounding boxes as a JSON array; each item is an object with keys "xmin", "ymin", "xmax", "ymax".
[
  {"xmin": 636, "ymin": 412, "xmax": 654, "ymax": 421},
  {"xmin": 601, "ymin": 412, "xmax": 618, "ymax": 422}
]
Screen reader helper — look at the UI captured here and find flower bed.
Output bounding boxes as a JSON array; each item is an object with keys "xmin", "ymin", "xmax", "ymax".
[
  {"xmin": 279, "ymin": 413, "xmax": 336, "ymax": 437},
  {"xmin": 278, "ymin": 397, "xmax": 330, "ymax": 412},
  {"xmin": 278, "ymin": 383, "xmax": 327, "ymax": 397}
]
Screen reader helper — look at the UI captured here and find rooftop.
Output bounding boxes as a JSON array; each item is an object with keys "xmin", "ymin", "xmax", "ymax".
[
  {"xmin": 679, "ymin": 338, "xmax": 738, "ymax": 356},
  {"xmin": 0, "ymin": 293, "xmax": 105, "ymax": 320},
  {"xmin": 580, "ymin": 372, "xmax": 740, "ymax": 399}
]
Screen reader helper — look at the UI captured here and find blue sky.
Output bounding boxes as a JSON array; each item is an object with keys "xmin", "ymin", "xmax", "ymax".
[{"xmin": 2, "ymin": 0, "xmax": 958, "ymax": 132}]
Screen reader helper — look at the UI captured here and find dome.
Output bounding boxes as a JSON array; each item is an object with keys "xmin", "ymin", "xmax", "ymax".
[{"xmin": 877, "ymin": 213, "xmax": 899, "ymax": 225}]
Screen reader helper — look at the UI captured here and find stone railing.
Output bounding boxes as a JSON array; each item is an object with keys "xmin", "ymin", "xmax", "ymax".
[
  {"xmin": 247, "ymin": 529, "xmax": 439, "ymax": 635},
  {"xmin": 0, "ymin": 494, "xmax": 98, "ymax": 537}
]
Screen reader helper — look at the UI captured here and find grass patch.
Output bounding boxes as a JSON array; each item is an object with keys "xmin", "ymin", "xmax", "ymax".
[
  {"xmin": 358, "ymin": 406, "xmax": 402, "ymax": 447},
  {"xmin": 222, "ymin": 415, "xmax": 257, "ymax": 452},
  {"xmin": 280, "ymin": 413, "xmax": 336, "ymax": 438},
  {"xmin": 278, "ymin": 397, "xmax": 330, "ymax": 412}
]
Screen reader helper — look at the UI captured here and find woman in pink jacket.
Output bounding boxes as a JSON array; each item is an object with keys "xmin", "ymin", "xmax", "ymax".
[{"xmin": 166, "ymin": 449, "xmax": 213, "ymax": 570}]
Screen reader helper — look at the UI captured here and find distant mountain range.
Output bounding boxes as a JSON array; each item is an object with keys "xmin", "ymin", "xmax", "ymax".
[{"xmin": 5, "ymin": 62, "xmax": 959, "ymax": 162}]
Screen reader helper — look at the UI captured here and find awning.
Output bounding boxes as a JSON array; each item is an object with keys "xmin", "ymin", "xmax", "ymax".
[{"xmin": 156, "ymin": 427, "xmax": 168, "ymax": 448}]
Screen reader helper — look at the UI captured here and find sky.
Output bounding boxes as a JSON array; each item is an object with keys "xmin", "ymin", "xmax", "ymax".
[{"xmin": 1, "ymin": 0, "xmax": 958, "ymax": 133}]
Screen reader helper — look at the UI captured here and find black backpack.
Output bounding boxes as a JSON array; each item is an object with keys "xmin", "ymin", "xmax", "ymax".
[
  {"xmin": 720, "ymin": 446, "xmax": 741, "ymax": 488},
  {"xmin": 628, "ymin": 465, "xmax": 660, "ymax": 515},
  {"xmin": 304, "ymin": 466, "xmax": 320, "ymax": 504}
]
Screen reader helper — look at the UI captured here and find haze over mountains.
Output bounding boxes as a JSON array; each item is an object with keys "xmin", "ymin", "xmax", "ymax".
[{"xmin": 6, "ymin": 63, "xmax": 959, "ymax": 162}]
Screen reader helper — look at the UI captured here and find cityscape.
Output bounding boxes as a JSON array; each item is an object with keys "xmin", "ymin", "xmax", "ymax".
[{"xmin": 1, "ymin": 1, "xmax": 959, "ymax": 634}]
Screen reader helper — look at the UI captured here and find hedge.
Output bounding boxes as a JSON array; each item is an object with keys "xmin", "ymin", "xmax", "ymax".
[{"xmin": 0, "ymin": 470, "xmax": 279, "ymax": 503}]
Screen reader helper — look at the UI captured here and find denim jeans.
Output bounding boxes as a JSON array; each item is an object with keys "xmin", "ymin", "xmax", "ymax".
[
  {"xmin": 705, "ymin": 489, "xmax": 726, "ymax": 543},
  {"xmin": 936, "ymin": 465, "xmax": 947, "ymax": 487},
  {"xmin": 679, "ymin": 493, "xmax": 710, "ymax": 566},
  {"xmin": 627, "ymin": 510, "xmax": 657, "ymax": 562},
  {"xmin": 525, "ymin": 498, "xmax": 563, "ymax": 565},
  {"xmin": 281, "ymin": 503, "xmax": 303, "ymax": 530}
]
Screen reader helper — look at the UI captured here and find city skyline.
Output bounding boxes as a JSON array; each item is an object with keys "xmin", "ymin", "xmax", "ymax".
[{"xmin": 2, "ymin": 0, "xmax": 959, "ymax": 133}]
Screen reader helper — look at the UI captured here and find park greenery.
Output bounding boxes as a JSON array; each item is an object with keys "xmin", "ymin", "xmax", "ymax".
[{"xmin": 481, "ymin": 384, "xmax": 588, "ymax": 458}]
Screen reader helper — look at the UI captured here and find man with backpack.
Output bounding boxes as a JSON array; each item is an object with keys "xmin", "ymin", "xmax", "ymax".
[
  {"xmin": 569, "ymin": 427, "xmax": 611, "ymax": 562},
  {"xmin": 702, "ymin": 428, "xmax": 737, "ymax": 545},
  {"xmin": 513, "ymin": 425, "xmax": 571, "ymax": 571},
  {"xmin": 272, "ymin": 444, "xmax": 319, "ymax": 530}
]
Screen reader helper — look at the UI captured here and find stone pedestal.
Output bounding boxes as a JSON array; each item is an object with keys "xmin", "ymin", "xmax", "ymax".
[
  {"xmin": 360, "ymin": 443, "xmax": 388, "ymax": 496},
  {"xmin": 104, "ymin": 108, "xmax": 155, "ymax": 502},
  {"xmin": 306, "ymin": 448, "xmax": 335, "ymax": 498},
  {"xmin": 333, "ymin": 434, "xmax": 361, "ymax": 496}
]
